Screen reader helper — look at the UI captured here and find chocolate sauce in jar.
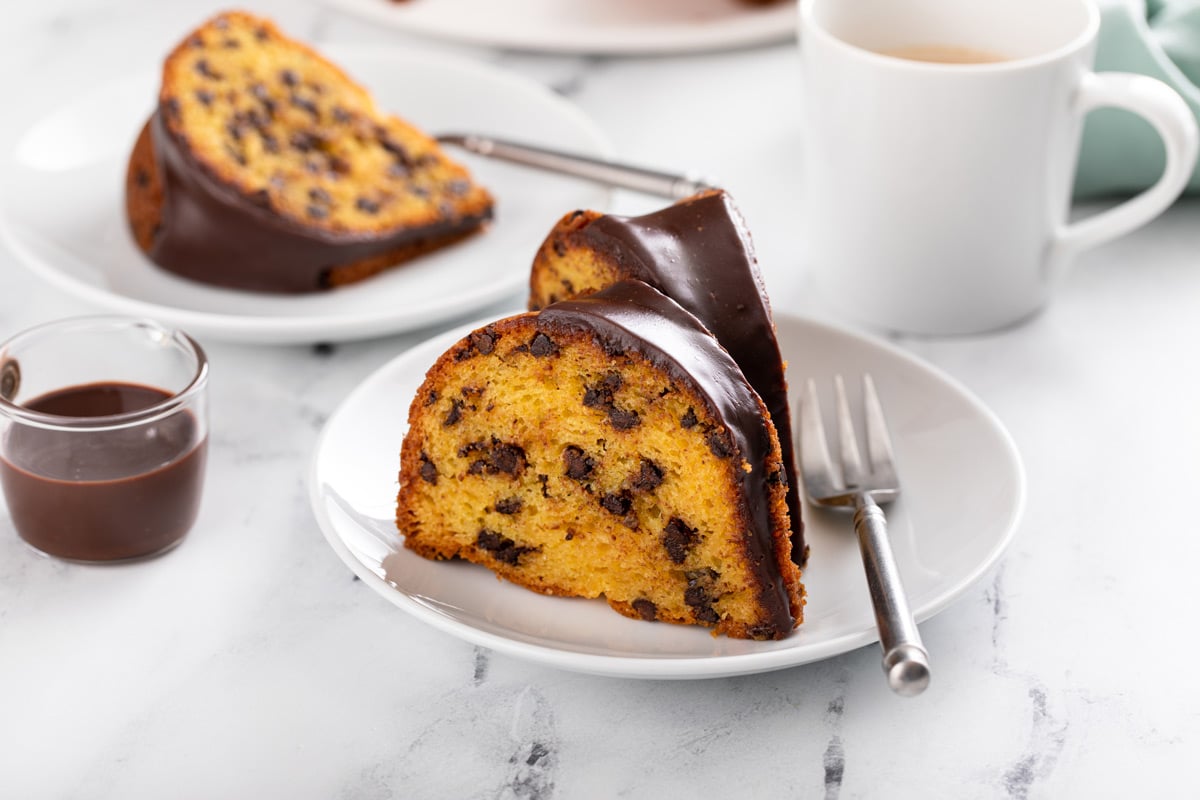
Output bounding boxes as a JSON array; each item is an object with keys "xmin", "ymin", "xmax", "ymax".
[{"xmin": 0, "ymin": 382, "xmax": 207, "ymax": 561}]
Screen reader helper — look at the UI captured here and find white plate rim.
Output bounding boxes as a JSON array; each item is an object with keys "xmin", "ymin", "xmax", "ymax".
[
  {"xmin": 0, "ymin": 44, "xmax": 614, "ymax": 345},
  {"xmin": 308, "ymin": 311, "xmax": 1026, "ymax": 679},
  {"xmin": 320, "ymin": 0, "xmax": 798, "ymax": 56}
]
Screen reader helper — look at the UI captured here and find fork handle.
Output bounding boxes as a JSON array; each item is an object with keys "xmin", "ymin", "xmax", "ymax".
[
  {"xmin": 436, "ymin": 133, "xmax": 719, "ymax": 200},
  {"xmin": 854, "ymin": 494, "xmax": 931, "ymax": 697}
]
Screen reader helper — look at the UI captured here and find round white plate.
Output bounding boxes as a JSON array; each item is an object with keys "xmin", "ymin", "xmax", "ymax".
[
  {"xmin": 0, "ymin": 46, "xmax": 611, "ymax": 345},
  {"xmin": 309, "ymin": 312, "xmax": 1025, "ymax": 679},
  {"xmin": 322, "ymin": 0, "xmax": 797, "ymax": 55}
]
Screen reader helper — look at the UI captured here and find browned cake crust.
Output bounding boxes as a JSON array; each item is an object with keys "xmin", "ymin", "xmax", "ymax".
[
  {"xmin": 397, "ymin": 281, "xmax": 804, "ymax": 640},
  {"xmin": 125, "ymin": 11, "xmax": 493, "ymax": 292}
]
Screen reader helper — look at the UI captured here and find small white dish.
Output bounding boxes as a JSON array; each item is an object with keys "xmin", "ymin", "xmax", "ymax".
[
  {"xmin": 309, "ymin": 311, "xmax": 1025, "ymax": 679},
  {"xmin": 0, "ymin": 46, "xmax": 611, "ymax": 344},
  {"xmin": 322, "ymin": 0, "xmax": 796, "ymax": 55}
]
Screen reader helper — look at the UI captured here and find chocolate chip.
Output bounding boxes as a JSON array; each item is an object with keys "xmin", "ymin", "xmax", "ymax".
[
  {"xmin": 223, "ymin": 38, "xmax": 240, "ymax": 49},
  {"xmin": 194, "ymin": 59, "xmax": 221, "ymax": 79},
  {"xmin": 212, "ymin": 15, "xmax": 230, "ymax": 30},
  {"xmin": 332, "ymin": 106, "xmax": 353, "ymax": 124},
  {"xmin": 475, "ymin": 530, "xmax": 537, "ymax": 566},
  {"xmin": 563, "ymin": 446, "xmax": 595, "ymax": 481},
  {"xmin": 461, "ymin": 438, "xmax": 527, "ymax": 477},
  {"xmin": 163, "ymin": 98, "xmax": 182, "ymax": 121},
  {"xmin": 767, "ymin": 469, "xmax": 786, "ymax": 487},
  {"xmin": 680, "ymin": 408, "xmax": 699, "ymax": 429},
  {"xmin": 305, "ymin": 204, "xmax": 328, "ymax": 220},
  {"xmin": 706, "ymin": 432, "xmax": 733, "ymax": 459},
  {"xmin": 470, "ymin": 329, "xmax": 496, "ymax": 355},
  {"xmin": 684, "ymin": 586, "xmax": 720, "ymax": 624},
  {"xmin": 380, "ymin": 136, "xmax": 413, "ymax": 166},
  {"xmin": 447, "ymin": 179, "xmax": 470, "ymax": 197},
  {"xmin": 582, "ymin": 376, "xmax": 639, "ymax": 430},
  {"xmin": 684, "ymin": 568, "xmax": 720, "ymax": 623},
  {"xmin": 388, "ymin": 163, "xmax": 411, "ymax": 179},
  {"xmin": 290, "ymin": 94, "xmax": 320, "ymax": 119},
  {"xmin": 195, "ymin": 89, "xmax": 214, "ymax": 106},
  {"xmin": 538, "ymin": 474, "xmax": 550, "ymax": 498},
  {"xmin": 424, "ymin": 389, "xmax": 439, "ymax": 407},
  {"xmin": 290, "ymin": 131, "xmax": 317, "ymax": 152},
  {"xmin": 599, "ymin": 492, "xmax": 632, "ymax": 517},
  {"xmin": 262, "ymin": 134, "xmax": 280, "ymax": 154},
  {"xmin": 552, "ymin": 240, "xmax": 567, "ymax": 258},
  {"xmin": 418, "ymin": 452, "xmax": 438, "ymax": 485},
  {"xmin": 248, "ymin": 188, "xmax": 271, "ymax": 208},
  {"xmin": 188, "ymin": 35, "xmax": 204, "ymax": 49},
  {"xmin": 255, "ymin": 27, "xmax": 271, "ymax": 41},
  {"xmin": 308, "ymin": 186, "xmax": 331, "ymax": 204},
  {"xmin": 443, "ymin": 399, "xmax": 463, "ymax": 427},
  {"xmin": 529, "ymin": 332, "xmax": 556, "ymax": 357},
  {"xmin": 631, "ymin": 599, "xmax": 658, "ymax": 622},
  {"xmin": 494, "ymin": 497, "xmax": 522, "ymax": 515},
  {"xmin": 490, "ymin": 442, "xmax": 526, "ymax": 476},
  {"xmin": 329, "ymin": 156, "xmax": 351, "ymax": 176},
  {"xmin": 607, "ymin": 408, "xmax": 640, "ymax": 431},
  {"xmin": 662, "ymin": 518, "xmax": 699, "ymax": 564},
  {"xmin": 280, "ymin": 69, "xmax": 299, "ymax": 87},
  {"xmin": 355, "ymin": 197, "xmax": 381, "ymax": 214},
  {"xmin": 747, "ymin": 624, "xmax": 777, "ymax": 640},
  {"xmin": 630, "ymin": 459, "xmax": 663, "ymax": 493}
]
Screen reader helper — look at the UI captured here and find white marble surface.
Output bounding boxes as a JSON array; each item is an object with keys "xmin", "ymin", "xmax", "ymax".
[{"xmin": 2, "ymin": 2, "xmax": 1199, "ymax": 797}]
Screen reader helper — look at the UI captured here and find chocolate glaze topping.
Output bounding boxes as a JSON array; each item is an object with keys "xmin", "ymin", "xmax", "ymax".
[
  {"xmin": 146, "ymin": 112, "xmax": 490, "ymax": 293},
  {"xmin": 538, "ymin": 280, "xmax": 794, "ymax": 635},
  {"xmin": 574, "ymin": 191, "xmax": 804, "ymax": 562}
]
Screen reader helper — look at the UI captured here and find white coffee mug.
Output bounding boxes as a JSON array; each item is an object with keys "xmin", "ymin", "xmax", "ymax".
[{"xmin": 799, "ymin": 0, "xmax": 1199, "ymax": 335}]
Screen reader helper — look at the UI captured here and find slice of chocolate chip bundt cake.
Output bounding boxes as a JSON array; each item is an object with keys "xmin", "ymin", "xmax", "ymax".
[
  {"xmin": 528, "ymin": 190, "xmax": 806, "ymax": 566},
  {"xmin": 396, "ymin": 280, "xmax": 804, "ymax": 640},
  {"xmin": 125, "ymin": 10, "xmax": 493, "ymax": 293}
]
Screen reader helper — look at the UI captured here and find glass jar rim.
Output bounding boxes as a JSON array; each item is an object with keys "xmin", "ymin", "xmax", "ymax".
[{"xmin": 0, "ymin": 316, "xmax": 208, "ymax": 432}]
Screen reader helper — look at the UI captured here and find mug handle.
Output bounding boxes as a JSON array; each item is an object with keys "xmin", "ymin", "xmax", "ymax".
[{"xmin": 1053, "ymin": 72, "xmax": 1198, "ymax": 265}]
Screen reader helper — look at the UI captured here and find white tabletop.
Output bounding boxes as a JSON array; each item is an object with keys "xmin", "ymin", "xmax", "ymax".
[{"xmin": 2, "ymin": 2, "xmax": 1198, "ymax": 797}]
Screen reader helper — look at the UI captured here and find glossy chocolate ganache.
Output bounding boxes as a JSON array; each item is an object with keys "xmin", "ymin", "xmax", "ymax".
[
  {"xmin": 135, "ymin": 113, "xmax": 490, "ymax": 293},
  {"xmin": 0, "ymin": 382, "xmax": 207, "ymax": 561},
  {"xmin": 551, "ymin": 191, "xmax": 805, "ymax": 564},
  {"xmin": 539, "ymin": 279, "xmax": 796, "ymax": 634}
]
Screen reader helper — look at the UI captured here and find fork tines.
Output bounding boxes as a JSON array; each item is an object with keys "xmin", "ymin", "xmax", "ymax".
[{"xmin": 799, "ymin": 373, "xmax": 899, "ymax": 502}]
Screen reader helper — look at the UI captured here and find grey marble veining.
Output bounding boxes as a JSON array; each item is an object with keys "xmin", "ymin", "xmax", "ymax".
[{"xmin": 2, "ymin": 2, "xmax": 1199, "ymax": 798}]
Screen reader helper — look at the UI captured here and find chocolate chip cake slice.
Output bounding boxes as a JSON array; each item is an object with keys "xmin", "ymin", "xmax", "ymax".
[
  {"xmin": 528, "ymin": 190, "xmax": 806, "ymax": 567},
  {"xmin": 125, "ymin": 10, "xmax": 493, "ymax": 293},
  {"xmin": 397, "ymin": 280, "xmax": 804, "ymax": 640}
]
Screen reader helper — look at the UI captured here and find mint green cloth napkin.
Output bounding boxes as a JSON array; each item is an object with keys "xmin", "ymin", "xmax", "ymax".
[{"xmin": 1075, "ymin": 0, "xmax": 1200, "ymax": 196}]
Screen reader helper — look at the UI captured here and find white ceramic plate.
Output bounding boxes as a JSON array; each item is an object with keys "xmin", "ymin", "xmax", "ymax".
[
  {"xmin": 309, "ymin": 311, "xmax": 1025, "ymax": 679},
  {"xmin": 0, "ymin": 46, "xmax": 611, "ymax": 344},
  {"xmin": 322, "ymin": 0, "xmax": 796, "ymax": 55}
]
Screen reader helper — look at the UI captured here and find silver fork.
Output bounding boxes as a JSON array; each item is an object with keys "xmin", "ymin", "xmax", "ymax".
[
  {"xmin": 799, "ymin": 375, "xmax": 931, "ymax": 696},
  {"xmin": 436, "ymin": 133, "xmax": 718, "ymax": 199}
]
